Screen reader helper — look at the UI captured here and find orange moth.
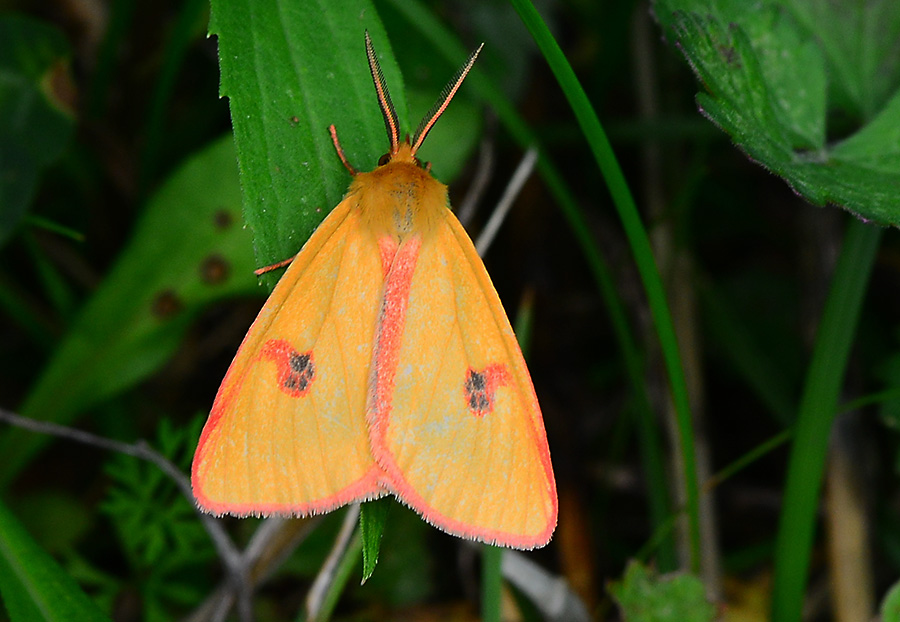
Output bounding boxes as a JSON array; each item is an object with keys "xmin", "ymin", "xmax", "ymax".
[{"xmin": 192, "ymin": 33, "xmax": 557, "ymax": 549}]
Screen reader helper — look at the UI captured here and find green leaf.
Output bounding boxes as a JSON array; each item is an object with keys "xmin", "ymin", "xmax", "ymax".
[
  {"xmin": 0, "ymin": 14, "xmax": 75, "ymax": 246},
  {"xmin": 0, "ymin": 498, "xmax": 111, "ymax": 622},
  {"xmin": 102, "ymin": 418, "xmax": 212, "ymax": 570},
  {"xmin": 210, "ymin": 0, "xmax": 406, "ymax": 287},
  {"xmin": 100, "ymin": 418, "xmax": 213, "ymax": 618},
  {"xmin": 653, "ymin": 0, "xmax": 900, "ymax": 225},
  {"xmin": 882, "ymin": 579, "xmax": 900, "ymax": 622},
  {"xmin": 355, "ymin": 502, "xmax": 432, "ymax": 606},
  {"xmin": 0, "ymin": 135, "xmax": 254, "ymax": 486},
  {"xmin": 608, "ymin": 561, "xmax": 716, "ymax": 622},
  {"xmin": 359, "ymin": 498, "xmax": 391, "ymax": 582},
  {"xmin": 785, "ymin": 0, "xmax": 900, "ymax": 119},
  {"xmin": 12, "ymin": 492, "xmax": 91, "ymax": 555}
]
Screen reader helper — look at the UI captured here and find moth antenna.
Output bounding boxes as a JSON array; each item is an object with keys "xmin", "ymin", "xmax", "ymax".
[
  {"xmin": 329, "ymin": 125, "xmax": 357, "ymax": 175},
  {"xmin": 410, "ymin": 43, "xmax": 483, "ymax": 156},
  {"xmin": 365, "ymin": 31, "xmax": 401, "ymax": 154}
]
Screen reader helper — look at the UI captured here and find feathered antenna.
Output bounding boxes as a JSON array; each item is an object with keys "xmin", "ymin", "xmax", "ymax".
[
  {"xmin": 365, "ymin": 31, "xmax": 401, "ymax": 155},
  {"xmin": 410, "ymin": 44, "xmax": 483, "ymax": 155}
]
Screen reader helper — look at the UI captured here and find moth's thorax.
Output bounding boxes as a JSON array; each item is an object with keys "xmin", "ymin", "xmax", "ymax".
[{"xmin": 349, "ymin": 147, "xmax": 448, "ymax": 241}]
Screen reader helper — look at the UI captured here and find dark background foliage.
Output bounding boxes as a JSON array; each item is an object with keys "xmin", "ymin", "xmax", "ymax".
[{"xmin": 1, "ymin": 0, "xmax": 899, "ymax": 620}]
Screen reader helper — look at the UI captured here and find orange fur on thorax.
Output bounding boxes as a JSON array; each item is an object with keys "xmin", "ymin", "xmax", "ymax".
[{"xmin": 348, "ymin": 144, "xmax": 448, "ymax": 241}]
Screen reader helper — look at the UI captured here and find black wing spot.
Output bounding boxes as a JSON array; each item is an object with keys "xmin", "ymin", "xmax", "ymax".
[
  {"xmin": 261, "ymin": 339, "xmax": 316, "ymax": 398},
  {"xmin": 285, "ymin": 351, "xmax": 315, "ymax": 393},
  {"xmin": 465, "ymin": 371, "xmax": 489, "ymax": 413},
  {"xmin": 464, "ymin": 366, "xmax": 510, "ymax": 417}
]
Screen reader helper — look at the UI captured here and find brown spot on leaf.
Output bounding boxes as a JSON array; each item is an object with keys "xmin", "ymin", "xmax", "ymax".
[
  {"xmin": 42, "ymin": 59, "xmax": 77, "ymax": 116},
  {"xmin": 152, "ymin": 289, "xmax": 183, "ymax": 318},
  {"xmin": 200, "ymin": 254, "xmax": 230, "ymax": 285},
  {"xmin": 213, "ymin": 209, "xmax": 233, "ymax": 230}
]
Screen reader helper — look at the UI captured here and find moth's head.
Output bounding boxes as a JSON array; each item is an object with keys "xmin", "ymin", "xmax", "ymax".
[{"xmin": 377, "ymin": 140, "xmax": 427, "ymax": 170}]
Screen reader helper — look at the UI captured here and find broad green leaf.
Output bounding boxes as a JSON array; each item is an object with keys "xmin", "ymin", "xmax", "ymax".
[
  {"xmin": 0, "ymin": 15, "xmax": 75, "ymax": 246},
  {"xmin": 608, "ymin": 561, "xmax": 716, "ymax": 622},
  {"xmin": 0, "ymin": 136, "xmax": 254, "ymax": 486},
  {"xmin": 0, "ymin": 498, "xmax": 110, "ymax": 622},
  {"xmin": 784, "ymin": 0, "xmax": 900, "ymax": 119},
  {"xmin": 12, "ymin": 492, "xmax": 91, "ymax": 555},
  {"xmin": 653, "ymin": 0, "xmax": 900, "ymax": 225},
  {"xmin": 210, "ymin": 0, "xmax": 406, "ymax": 287},
  {"xmin": 883, "ymin": 579, "xmax": 900, "ymax": 622}
]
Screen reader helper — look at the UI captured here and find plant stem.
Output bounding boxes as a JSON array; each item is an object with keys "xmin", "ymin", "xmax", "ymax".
[
  {"xmin": 771, "ymin": 217, "xmax": 881, "ymax": 622},
  {"xmin": 482, "ymin": 546, "xmax": 503, "ymax": 622}
]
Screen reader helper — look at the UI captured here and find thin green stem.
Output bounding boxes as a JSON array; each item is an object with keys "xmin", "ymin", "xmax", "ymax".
[
  {"xmin": 312, "ymin": 531, "xmax": 361, "ymax": 622},
  {"xmin": 508, "ymin": 0, "xmax": 701, "ymax": 571},
  {"xmin": 481, "ymin": 546, "xmax": 503, "ymax": 622},
  {"xmin": 636, "ymin": 513, "xmax": 679, "ymax": 563},
  {"xmin": 840, "ymin": 387, "xmax": 900, "ymax": 414},
  {"xmin": 771, "ymin": 217, "xmax": 881, "ymax": 622},
  {"xmin": 23, "ymin": 215, "xmax": 85, "ymax": 242},
  {"xmin": 705, "ymin": 430, "xmax": 792, "ymax": 493}
]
